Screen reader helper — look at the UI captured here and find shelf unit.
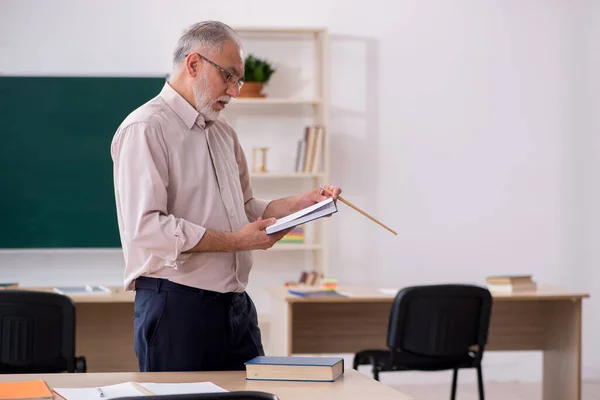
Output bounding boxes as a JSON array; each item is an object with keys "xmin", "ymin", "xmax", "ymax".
[
  {"xmin": 249, "ymin": 172, "xmax": 325, "ymax": 179},
  {"xmin": 229, "ymin": 27, "xmax": 330, "ymax": 279},
  {"xmin": 230, "ymin": 98, "xmax": 321, "ymax": 106}
]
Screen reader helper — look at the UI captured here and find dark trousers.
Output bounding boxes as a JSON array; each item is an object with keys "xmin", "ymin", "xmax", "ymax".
[{"xmin": 133, "ymin": 277, "xmax": 264, "ymax": 372}]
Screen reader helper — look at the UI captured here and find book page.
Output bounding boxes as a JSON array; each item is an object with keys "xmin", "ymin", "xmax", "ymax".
[
  {"xmin": 53, "ymin": 382, "xmax": 144, "ymax": 399},
  {"xmin": 270, "ymin": 198, "xmax": 334, "ymax": 228},
  {"xmin": 137, "ymin": 382, "xmax": 227, "ymax": 395}
]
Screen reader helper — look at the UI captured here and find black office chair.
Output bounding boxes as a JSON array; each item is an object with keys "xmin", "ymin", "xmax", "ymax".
[
  {"xmin": 0, "ymin": 290, "xmax": 86, "ymax": 373},
  {"xmin": 353, "ymin": 284, "xmax": 492, "ymax": 400},
  {"xmin": 114, "ymin": 392, "xmax": 279, "ymax": 400}
]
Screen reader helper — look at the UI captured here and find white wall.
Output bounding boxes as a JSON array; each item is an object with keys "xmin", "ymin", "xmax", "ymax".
[
  {"xmin": 565, "ymin": 0, "xmax": 600, "ymax": 380},
  {"xmin": 0, "ymin": 0, "xmax": 596, "ymax": 383}
]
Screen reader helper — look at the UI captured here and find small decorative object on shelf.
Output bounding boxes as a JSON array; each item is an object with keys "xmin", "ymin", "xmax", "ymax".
[
  {"xmin": 284, "ymin": 270, "xmax": 324, "ymax": 287},
  {"xmin": 239, "ymin": 54, "xmax": 276, "ymax": 98},
  {"xmin": 252, "ymin": 147, "xmax": 269, "ymax": 173}
]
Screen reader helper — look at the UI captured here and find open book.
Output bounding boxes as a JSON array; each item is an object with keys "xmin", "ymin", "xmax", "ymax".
[
  {"xmin": 266, "ymin": 197, "xmax": 337, "ymax": 235},
  {"xmin": 52, "ymin": 381, "xmax": 227, "ymax": 399}
]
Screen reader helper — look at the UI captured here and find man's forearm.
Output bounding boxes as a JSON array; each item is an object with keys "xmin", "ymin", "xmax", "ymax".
[
  {"xmin": 262, "ymin": 195, "xmax": 302, "ymax": 219},
  {"xmin": 185, "ymin": 229, "xmax": 241, "ymax": 253}
]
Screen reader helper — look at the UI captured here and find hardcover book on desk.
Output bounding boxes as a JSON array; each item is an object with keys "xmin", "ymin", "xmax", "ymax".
[{"xmin": 245, "ymin": 356, "xmax": 344, "ymax": 382}]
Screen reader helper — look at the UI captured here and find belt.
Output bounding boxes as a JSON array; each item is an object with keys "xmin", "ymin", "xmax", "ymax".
[{"xmin": 134, "ymin": 276, "xmax": 239, "ymax": 301}]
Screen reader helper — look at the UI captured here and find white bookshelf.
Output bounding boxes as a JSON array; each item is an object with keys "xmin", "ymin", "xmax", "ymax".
[
  {"xmin": 270, "ymin": 244, "xmax": 324, "ymax": 251},
  {"xmin": 230, "ymin": 98, "xmax": 321, "ymax": 106},
  {"xmin": 228, "ymin": 27, "xmax": 330, "ymax": 281},
  {"xmin": 249, "ymin": 173, "xmax": 325, "ymax": 179}
]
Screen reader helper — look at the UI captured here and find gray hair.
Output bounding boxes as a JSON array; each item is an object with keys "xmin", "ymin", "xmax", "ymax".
[{"xmin": 172, "ymin": 21, "xmax": 242, "ymax": 67}]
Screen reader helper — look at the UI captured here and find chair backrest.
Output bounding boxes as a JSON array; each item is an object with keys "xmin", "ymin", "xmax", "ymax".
[
  {"xmin": 387, "ymin": 284, "xmax": 492, "ymax": 359},
  {"xmin": 113, "ymin": 391, "xmax": 279, "ymax": 400},
  {"xmin": 0, "ymin": 290, "xmax": 76, "ymax": 373}
]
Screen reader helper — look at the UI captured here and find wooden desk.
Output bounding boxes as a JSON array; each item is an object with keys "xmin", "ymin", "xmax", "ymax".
[
  {"xmin": 23, "ymin": 287, "xmax": 272, "ymax": 373},
  {"xmin": 0, "ymin": 369, "xmax": 413, "ymax": 400},
  {"xmin": 266, "ymin": 285, "xmax": 589, "ymax": 400}
]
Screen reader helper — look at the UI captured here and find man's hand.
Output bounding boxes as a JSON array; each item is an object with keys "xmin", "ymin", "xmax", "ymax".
[
  {"xmin": 295, "ymin": 185, "xmax": 342, "ymax": 211},
  {"xmin": 234, "ymin": 217, "xmax": 292, "ymax": 251}
]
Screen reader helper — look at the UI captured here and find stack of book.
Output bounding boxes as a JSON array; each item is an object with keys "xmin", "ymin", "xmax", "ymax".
[
  {"xmin": 279, "ymin": 226, "xmax": 305, "ymax": 244},
  {"xmin": 486, "ymin": 275, "xmax": 537, "ymax": 293}
]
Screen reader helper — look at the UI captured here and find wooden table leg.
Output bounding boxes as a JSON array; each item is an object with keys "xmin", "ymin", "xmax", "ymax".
[{"xmin": 543, "ymin": 299, "xmax": 582, "ymax": 400}]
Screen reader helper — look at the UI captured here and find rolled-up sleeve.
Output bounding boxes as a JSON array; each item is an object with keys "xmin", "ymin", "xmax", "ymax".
[{"xmin": 112, "ymin": 121, "xmax": 205, "ymax": 265}]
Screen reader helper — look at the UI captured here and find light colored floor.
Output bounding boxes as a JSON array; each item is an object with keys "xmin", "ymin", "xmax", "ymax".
[{"xmin": 388, "ymin": 381, "xmax": 600, "ymax": 400}]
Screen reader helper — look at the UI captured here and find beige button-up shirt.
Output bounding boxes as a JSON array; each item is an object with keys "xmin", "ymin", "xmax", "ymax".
[{"xmin": 111, "ymin": 82, "xmax": 270, "ymax": 293}]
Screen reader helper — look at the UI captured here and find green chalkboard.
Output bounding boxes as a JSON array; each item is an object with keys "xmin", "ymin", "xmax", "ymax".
[{"xmin": 0, "ymin": 76, "xmax": 166, "ymax": 248}]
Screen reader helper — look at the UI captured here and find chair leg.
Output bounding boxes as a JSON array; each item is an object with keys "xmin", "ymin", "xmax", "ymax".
[
  {"xmin": 372, "ymin": 367, "xmax": 380, "ymax": 381},
  {"xmin": 352, "ymin": 357, "xmax": 359, "ymax": 370},
  {"xmin": 477, "ymin": 365, "xmax": 485, "ymax": 400},
  {"xmin": 450, "ymin": 369, "xmax": 458, "ymax": 400}
]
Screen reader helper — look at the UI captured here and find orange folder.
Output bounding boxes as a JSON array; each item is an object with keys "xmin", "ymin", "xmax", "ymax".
[{"xmin": 0, "ymin": 380, "xmax": 53, "ymax": 400}]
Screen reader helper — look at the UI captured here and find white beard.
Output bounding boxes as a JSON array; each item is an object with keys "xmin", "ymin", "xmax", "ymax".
[{"xmin": 192, "ymin": 72, "xmax": 220, "ymax": 121}]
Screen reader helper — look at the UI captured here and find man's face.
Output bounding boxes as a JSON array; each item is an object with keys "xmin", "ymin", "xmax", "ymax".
[{"xmin": 192, "ymin": 40, "xmax": 244, "ymax": 121}]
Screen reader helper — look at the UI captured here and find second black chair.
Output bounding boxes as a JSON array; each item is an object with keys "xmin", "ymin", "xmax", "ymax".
[
  {"xmin": 0, "ymin": 290, "xmax": 86, "ymax": 373},
  {"xmin": 353, "ymin": 284, "xmax": 492, "ymax": 400}
]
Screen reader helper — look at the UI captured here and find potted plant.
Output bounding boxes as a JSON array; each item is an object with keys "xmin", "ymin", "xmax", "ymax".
[{"xmin": 239, "ymin": 54, "xmax": 275, "ymax": 98}]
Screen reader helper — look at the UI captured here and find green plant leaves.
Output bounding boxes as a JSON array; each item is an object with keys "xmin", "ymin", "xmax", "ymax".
[{"xmin": 244, "ymin": 54, "xmax": 275, "ymax": 83}]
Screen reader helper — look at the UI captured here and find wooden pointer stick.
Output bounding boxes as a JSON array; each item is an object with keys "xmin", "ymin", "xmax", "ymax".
[{"xmin": 319, "ymin": 185, "xmax": 398, "ymax": 235}]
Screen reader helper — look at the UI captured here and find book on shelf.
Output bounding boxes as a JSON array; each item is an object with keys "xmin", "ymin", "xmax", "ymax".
[
  {"xmin": 266, "ymin": 197, "xmax": 337, "ymax": 235},
  {"xmin": 295, "ymin": 125, "xmax": 324, "ymax": 174},
  {"xmin": 245, "ymin": 356, "xmax": 344, "ymax": 382},
  {"xmin": 486, "ymin": 275, "xmax": 537, "ymax": 293},
  {"xmin": 279, "ymin": 226, "xmax": 305, "ymax": 243}
]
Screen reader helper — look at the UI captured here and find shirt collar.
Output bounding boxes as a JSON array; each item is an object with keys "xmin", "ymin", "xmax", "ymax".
[{"xmin": 159, "ymin": 82, "xmax": 215, "ymax": 130}]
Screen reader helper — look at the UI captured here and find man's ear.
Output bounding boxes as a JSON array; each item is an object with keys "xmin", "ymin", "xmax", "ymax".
[{"xmin": 186, "ymin": 53, "xmax": 202, "ymax": 78}]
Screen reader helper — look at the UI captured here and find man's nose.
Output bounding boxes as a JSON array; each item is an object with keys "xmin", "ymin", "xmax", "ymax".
[{"xmin": 226, "ymin": 83, "xmax": 240, "ymax": 98}]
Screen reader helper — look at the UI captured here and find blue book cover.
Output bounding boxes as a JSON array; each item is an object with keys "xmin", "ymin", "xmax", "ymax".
[
  {"xmin": 246, "ymin": 356, "xmax": 342, "ymax": 367},
  {"xmin": 288, "ymin": 289, "xmax": 347, "ymax": 298},
  {"xmin": 245, "ymin": 356, "xmax": 344, "ymax": 382}
]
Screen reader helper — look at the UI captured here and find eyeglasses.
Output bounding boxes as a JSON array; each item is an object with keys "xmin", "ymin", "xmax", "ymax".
[{"xmin": 188, "ymin": 53, "xmax": 244, "ymax": 90}]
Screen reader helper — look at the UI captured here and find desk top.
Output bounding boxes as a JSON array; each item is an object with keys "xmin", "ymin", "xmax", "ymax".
[
  {"xmin": 23, "ymin": 286, "xmax": 134, "ymax": 304},
  {"xmin": 267, "ymin": 285, "xmax": 590, "ymax": 303},
  {"xmin": 0, "ymin": 369, "xmax": 412, "ymax": 400}
]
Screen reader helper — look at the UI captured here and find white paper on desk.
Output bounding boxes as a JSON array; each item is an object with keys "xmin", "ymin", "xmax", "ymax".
[
  {"xmin": 138, "ymin": 382, "xmax": 228, "ymax": 395},
  {"xmin": 53, "ymin": 382, "xmax": 144, "ymax": 399},
  {"xmin": 53, "ymin": 382, "xmax": 227, "ymax": 399},
  {"xmin": 378, "ymin": 288, "xmax": 400, "ymax": 296}
]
